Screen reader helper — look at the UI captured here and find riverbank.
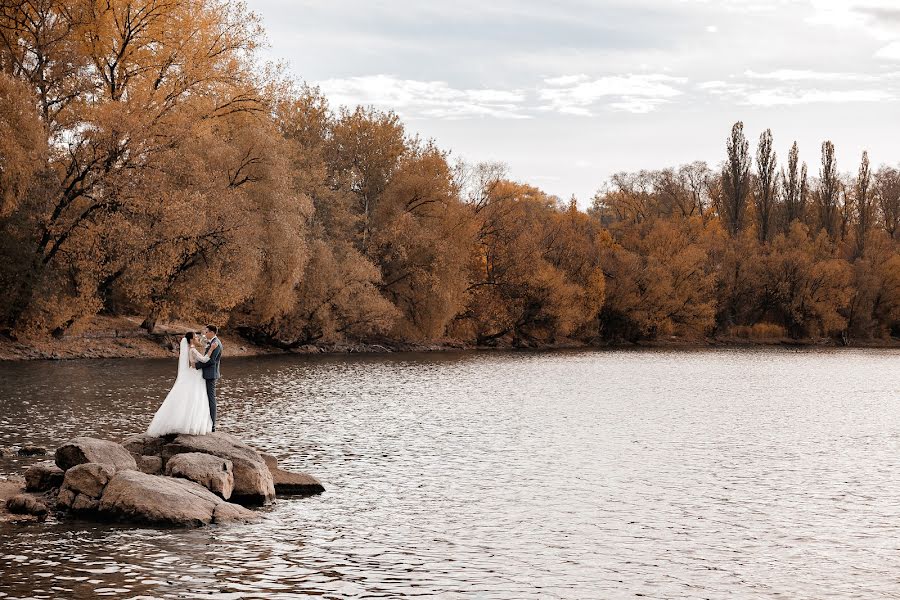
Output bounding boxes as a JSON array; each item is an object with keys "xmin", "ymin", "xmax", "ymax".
[
  {"xmin": 0, "ymin": 315, "xmax": 897, "ymax": 361},
  {"xmin": 0, "ymin": 315, "xmax": 469, "ymax": 361}
]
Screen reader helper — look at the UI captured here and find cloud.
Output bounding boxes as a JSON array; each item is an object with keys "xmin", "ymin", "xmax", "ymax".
[
  {"xmin": 808, "ymin": 0, "xmax": 900, "ymax": 42},
  {"xmin": 538, "ymin": 73, "xmax": 688, "ymax": 115},
  {"xmin": 745, "ymin": 88, "xmax": 893, "ymax": 106},
  {"xmin": 700, "ymin": 68, "xmax": 900, "ymax": 106},
  {"xmin": 678, "ymin": 0, "xmax": 781, "ymax": 14},
  {"xmin": 875, "ymin": 41, "xmax": 900, "ymax": 60},
  {"xmin": 697, "ymin": 80, "xmax": 750, "ymax": 94},
  {"xmin": 743, "ymin": 69, "xmax": 900, "ymax": 82},
  {"xmin": 543, "ymin": 74, "xmax": 590, "ymax": 86},
  {"xmin": 314, "ymin": 75, "xmax": 529, "ymax": 119}
]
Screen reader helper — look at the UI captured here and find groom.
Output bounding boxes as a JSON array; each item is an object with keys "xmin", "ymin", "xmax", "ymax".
[{"xmin": 195, "ymin": 324, "xmax": 223, "ymax": 432}]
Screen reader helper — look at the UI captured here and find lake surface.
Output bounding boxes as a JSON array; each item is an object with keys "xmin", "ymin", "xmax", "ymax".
[{"xmin": 1, "ymin": 348, "xmax": 899, "ymax": 599}]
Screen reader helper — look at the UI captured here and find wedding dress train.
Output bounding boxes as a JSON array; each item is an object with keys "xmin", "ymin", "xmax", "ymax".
[{"xmin": 147, "ymin": 338, "xmax": 213, "ymax": 436}]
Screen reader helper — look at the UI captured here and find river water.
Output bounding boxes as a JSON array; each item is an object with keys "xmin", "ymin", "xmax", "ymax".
[{"xmin": 0, "ymin": 348, "xmax": 899, "ymax": 599}]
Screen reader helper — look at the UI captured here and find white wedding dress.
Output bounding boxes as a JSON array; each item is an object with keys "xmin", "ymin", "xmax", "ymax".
[{"xmin": 147, "ymin": 338, "xmax": 213, "ymax": 436}]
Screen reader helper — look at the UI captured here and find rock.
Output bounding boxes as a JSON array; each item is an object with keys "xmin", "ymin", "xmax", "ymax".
[
  {"xmin": 57, "ymin": 463, "xmax": 115, "ymax": 512},
  {"xmin": 260, "ymin": 452, "xmax": 278, "ymax": 472},
  {"xmin": 62, "ymin": 463, "xmax": 115, "ymax": 498},
  {"xmin": 260, "ymin": 452, "xmax": 324, "ymax": 496},
  {"xmin": 17, "ymin": 445, "xmax": 47, "ymax": 456},
  {"xmin": 271, "ymin": 468, "xmax": 325, "ymax": 496},
  {"xmin": 55, "ymin": 437, "xmax": 137, "ymax": 471},
  {"xmin": 212, "ymin": 502, "xmax": 256, "ymax": 523},
  {"xmin": 24, "ymin": 461, "xmax": 65, "ymax": 492},
  {"xmin": 162, "ymin": 433, "xmax": 274, "ymax": 505},
  {"xmin": 121, "ymin": 434, "xmax": 167, "ymax": 458},
  {"xmin": 70, "ymin": 492, "xmax": 100, "ymax": 513},
  {"xmin": 98, "ymin": 470, "xmax": 257, "ymax": 527},
  {"xmin": 56, "ymin": 488, "xmax": 77, "ymax": 508},
  {"xmin": 6, "ymin": 494, "xmax": 48, "ymax": 519},
  {"xmin": 136, "ymin": 455, "xmax": 163, "ymax": 475},
  {"xmin": 165, "ymin": 453, "xmax": 234, "ymax": 500},
  {"xmin": 0, "ymin": 447, "xmax": 14, "ymax": 458}
]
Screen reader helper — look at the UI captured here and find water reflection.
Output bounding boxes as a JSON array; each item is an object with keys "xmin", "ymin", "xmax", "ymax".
[{"xmin": 1, "ymin": 348, "xmax": 899, "ymax": 598}]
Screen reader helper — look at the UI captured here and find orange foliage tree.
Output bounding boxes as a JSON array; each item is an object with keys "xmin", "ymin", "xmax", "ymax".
[{"xmin": 0, "ymin": 1, "xmax": 896, "ymax": 349}]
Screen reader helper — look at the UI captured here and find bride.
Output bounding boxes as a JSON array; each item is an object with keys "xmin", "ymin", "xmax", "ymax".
[{"xmin": 147, "ymin": 332, "xmax": 213, "ymax": 436}]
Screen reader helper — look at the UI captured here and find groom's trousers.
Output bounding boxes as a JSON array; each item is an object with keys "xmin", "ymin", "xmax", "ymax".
[{"xmin": 206, "ymin": 379, "xmax": 217, "ymax": 430}]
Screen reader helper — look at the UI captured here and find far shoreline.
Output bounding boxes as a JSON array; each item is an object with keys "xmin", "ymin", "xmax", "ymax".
[{"xmin": 1, "ymin": 316, "xmax": 897, "ymax": 362}]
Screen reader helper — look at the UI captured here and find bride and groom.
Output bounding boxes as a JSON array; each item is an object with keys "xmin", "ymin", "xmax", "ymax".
[{"xmin": 147, "ymin": 325, "xmax": 223, "ymax": 436}]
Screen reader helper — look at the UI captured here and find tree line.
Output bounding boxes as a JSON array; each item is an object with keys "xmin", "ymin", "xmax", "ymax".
[{"xmin": 0, "ymin": 0, "xmax": 897, "ymax": 347}]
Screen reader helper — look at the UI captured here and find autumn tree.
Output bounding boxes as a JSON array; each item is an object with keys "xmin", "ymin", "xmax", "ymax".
[
  {"xmin": 231, "ymin": 87, "xmax": 398, "ymax": 347},
  {"xmin": 1, "ymin": 12, "xmax": 897, "ymax": 354},
  {"xmin": 714, "ymin": 229, "xmax": 768, "ymax": 331},
  {"xmin": 873, "ymin": 166, "xmax": 900, "ymax": 241},
  {"xmin": 679, "ymin": 161, "xmax": 713, "ymax": 218},
  {"xmin": 454, "ymin": 180, "xmax": 604, "ymax": 345},
  {"xmin": 0, "ymin": 73, "xmax": 45, "ymax": 217},
  {"xmin": 370, "ymin": 142, "xmax": 475, "ymax": 340},
  {"xmin": 599, "ymin": 217, "xmax": 716, "ymax": 341},
  {"xmin": 722, "ymin": 121, "xmax": 752, "ymax": 236},
  {"xmin": 816, "ymin": 141, "xmax": 840, "ymax": 239},
  {"xmin": 765, "ymin": 224, "xmax": 852, "ymax": 338},
  {"xmin": 845, "ymin": 231, "xmax": 900, "ymax": 340},
  {"xmin": 0, "ymin": 0, "xmax": 282, "ymax": 335},
  {"xmin": 754, "ymin": 129, "xmax": 778, "ymax": 242},
  {"xmin": 781, "ymin": 142, "xmax": 804, "ymax": 230},
  {"xmin": 854, "ymin": 151, "xmax": 873, "ymax": 257},
  {"xmin": 327, "ymin": 106, "xmax": 406, "ymax": 249}
]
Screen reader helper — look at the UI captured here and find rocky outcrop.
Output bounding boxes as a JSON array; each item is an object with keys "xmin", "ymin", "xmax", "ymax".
[
  {"xmin": 165, "ymin": 452, "xmax": 234, "ymax": 500},
  {"xmin": 161, "ymin": 433, "xmax": 274, "ymax": 505},
  {"xmin": 24, "ymin": 461, "xmax": 65, "ymax": 492},
  {"xmin": 3, "ymin": 432, "xmax": 322, "ymax": 528},
  {"xmin": 98, "ymin": 470, "xmax": 256, "ymax": 526},
  {"xmin": 260, "ymin": 453, "xmax": 325, "ymax": 496},
  {"xmin": 55, "ymin": 437, "xmax": 137, "ymax": 471},
  {"xmin": 57, "ymin": 463, "xmax": 115, "ymax": 513}
]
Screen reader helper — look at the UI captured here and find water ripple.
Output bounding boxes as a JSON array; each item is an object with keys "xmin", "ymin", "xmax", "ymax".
[{"xmin": 1, "ymin": 348, "xmax": 899, "ymax": 598}]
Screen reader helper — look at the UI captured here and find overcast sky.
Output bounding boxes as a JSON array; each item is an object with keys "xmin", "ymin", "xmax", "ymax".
[{"xmin": 248, "ymin": 0, "xmax": 900, "ymax": 204}]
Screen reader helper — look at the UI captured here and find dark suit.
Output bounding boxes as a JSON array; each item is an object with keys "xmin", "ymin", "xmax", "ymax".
[{"xmin": 195, "ymin": 336, "xmax": 222, "ymax": 429}]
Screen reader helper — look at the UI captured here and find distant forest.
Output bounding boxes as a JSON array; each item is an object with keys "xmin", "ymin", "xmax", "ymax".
[{"xmin": 1, "ymin": 0, "xmax": 898, "ymax": 347}]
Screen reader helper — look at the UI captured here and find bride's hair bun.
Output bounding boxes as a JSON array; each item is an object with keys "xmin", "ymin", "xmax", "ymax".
[{"xmin": 184, "ymin": 331, "xmax": 195, "ymax": 341}]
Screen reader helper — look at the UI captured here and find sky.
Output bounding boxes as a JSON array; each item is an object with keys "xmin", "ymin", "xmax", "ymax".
[{"xmin": 247, "ymin": 0, "xmax": 900, "ymax": 204}]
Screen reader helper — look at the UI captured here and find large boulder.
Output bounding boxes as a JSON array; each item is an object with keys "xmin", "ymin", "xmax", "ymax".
[
  {"xmin": 121, "ymin": 434, "xmax": 167, "ymax": 458},
  {"xmin": 24, "ymin": 461, "xmax": 64, "ymax": 492},
  {"xmin": 98, "ymin": 470, "xmax": 257, "ymax": 527},
  {"xmin": 55, "ymin": 437, "xmax": 137, "ymax": 472},
  {"xmin": 162, "ymin": 433, "xmax": 274, "ymax": 505},
  {"xmin": 57, "ymin": 463, "xmax": 115, "ymax": 513},
  {"xmin": 165, "ymin": 453, "xmax": 234, "ymax": 500},
  {"xmin": 260, "ymin": 453, "xmax": 325, "ymax": 496}
]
